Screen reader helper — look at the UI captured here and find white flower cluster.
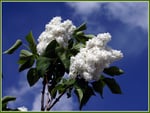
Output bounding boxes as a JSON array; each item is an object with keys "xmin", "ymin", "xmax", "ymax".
[
  {"xmin": 37, "ymin": 17, "xmax": 76, "ymax": 55},
  {"xmin": 69, "ymin": 33, "xmax": 123, "ymax": 81}
]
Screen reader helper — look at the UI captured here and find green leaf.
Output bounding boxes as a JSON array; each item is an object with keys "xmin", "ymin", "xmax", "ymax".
[
  {"xmin": 67, "ymin": 88, "xmax": 72, "ymax": 98},
  {"xmin": 74, "ymin": 23, "xmax": 86, "ymax": 33},
  {"xmin": 68, "ymin": 39, "xmax": 74, "ymax": 48},
  {"xmin": 74, "ymin": 79, "xmax": 85, "ymax": 98},
  {"xmin": 103, "ymin": 78, "xmax": 122, "ymax": 94},
  {"xmin": 56, "ymin": 47, "xmax": 70, "ymax": 70},
  {"xmin": 75, "ymin": 78, "xmax": 95, "ymax": 110},
  {"xmin": 18, "ymin": 56, "xmax": 33, "ymax": 65},
  {"xmin": 2, "ymin": 96, "xmax": 16, "ymax": 104},
  {"xmin": 92, "ymin": 79, "xmax": 105, "ymax": 98},
  {"xmin": 3, "ymin": 39, "xmax": 22, "ymax": 54},
  {"xmin": 75, "ymin": 35, "xmax": 88, "ymax": 44},
  {"xmin": 76, "ymin": 31, "xmax": 84, "ymax": 36},
  {"xmin": 43, "ymin": 40, "xmax": 58, "ymax": 58},
  {"xmin": 63, "ymin": 78, "xmax": 76, "ymax": 86},
  {"xmin": 19, "ymin": 56, "xmax": 35, "ymax": 72},
  {"xmin": 53, "ymin": 60, "xmax": 65, "ymax": 78},
  {"xmin": 72, "ymin": 43, "xmax": 85, "ymax": 52},
  {"xmin": 75, "ymin": 87, "xmax": 83, "ymax": 102},
  {"xmin": 27, "ymin": 68, "xmax": 40, "ymax": 87},
  {"xmin": 18, "ymin": 50, "xmax": 33, "ymax": 64},
  {"xmin": 70, "ymin": 48, "xmax": 79, "ymax": 56},
  {"xmin": 79, "ymin": 86, "xmax": 95, "ymax": 110},
  {"xmin": 84, "ymin": 34, "xmax": 95, "ymax": 39},
  {"xmin": 20, "ymin": 49, "xmax": 33, "ymax": 57},
  {"xmin": 36, "ymin": 57, "xmax": 51, "ymax": 77},
  {"xmin": 25, "ymin": 31, "xmax": 37, "ymax": 54},
  {"xmin": 50, "ymin": 84, "xmax": 65, "ymax": 97},
  {"xmin": 50, "ymin": 87, "xmax": 57, "ymax": 99},
  {"xmin": 2, "ymin": 96, "xmax": 16, "ymax": 110},
  {"xmin": 103, "ymin": 66, "xmax": 124, "ymax": 76}
]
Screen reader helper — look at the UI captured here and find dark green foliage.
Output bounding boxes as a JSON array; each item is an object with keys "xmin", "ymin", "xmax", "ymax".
[
  {"xmin": 18, "ymin": 50, "xmax": 35, "ymax": 72},
  {"xmin": 27, "ymin": 68, "xmax": 40, "ymax": 87},
  {"xmin": 72, "ymin": 43, "xmax": 85, "ymax": 52},
  {"xmin": 43, "ymin": 40, "xmax": 58, "ymax": 58},
  {"xmin": 19, "ymin": 56, "xmax": 34, "ymax": 72},
  {"xmin": 84, "ymin": 34, "xmax": 95, "ymax": 39},
  {"xmin": 79, "ymin": 86, "xmax": 95, "ymax": 110},
  {"xmin": 68, "ymin": 39, "xmax": 74, "ymax": 48},
  {"xmin": 25, "ymin": 31, "xmax": 37, "ymax": 54},
  {"xmin": 18, "ymin": 50, "xmax": 33, "ymax": 64},
  {"xmin": 104, "ymin": 66, "xmax": 124, "ymax": 76},
  {"xmin": 36, "ymin": 57, "xmax": 51, "ymax": 77},
  {"xmin": 49, "ymin": 79, "xmax": 75, "ymax": 99},
  {"xmin": 73, "ymin": 22, "xmax": 93, "ymax": 44},
  {"xmin": 2, "ymin": 96, "xmax": 16, "ymax": 110},
  {"xmin": 52, "ymin": 60, "xmax": 65, "ymax": 78},
  {"xmin": 66, "ymin": 87, "xmax": 72, "ymax": 98},
  {"xmin": 63, "ymin": 78, "xmax": 76, "ymax": 86},
  {"xmin": 103, "ymin": 78, "xmax": 122, "ymax": 94},
  {"xmin": 56, "ymin": 47, "xmax": 71, "ymax": 70},
  {"xmin": 3, "ymin": 39, "xmax": 22, "ymax": 54},
  {"xmin": 92, "ymin": 79, "xmax": 105, "ymax": 98},
  {"xmin": 76, "ymin": 31, "xmax": 84, "ymax": 36},
  {"xmin": 74, "ymin": 78, "xmax": 95, "ymax": 110},
  {"xmin": 74, "ymin": 23, "xmax": 87, "ymax": 33}
]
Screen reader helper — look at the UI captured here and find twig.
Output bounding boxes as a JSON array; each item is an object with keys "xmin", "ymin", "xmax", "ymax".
[
  {"xmin": 45, "ymin": 84, "xmax": 53, "ymax": 110},
  {"xmin": 41, "ymin": 79, "xmax": 46, "ymax": 111},
  {"xmin": 46, "ymin": 86, "xmax": 71, "ymax": 111},
  {"xmin": 46, "ymin": 91, "xmax": 65, "ymax": 111}
]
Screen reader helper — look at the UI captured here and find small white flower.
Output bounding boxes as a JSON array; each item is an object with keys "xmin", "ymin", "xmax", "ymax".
[
  {"xmin": 69, "ymin": 33, "xmax": 123, "ymax": 81},
  {"xmin": 18, "ymin": 106, "xmax": 28, "ymax": 111},
  {"xmin": 36, "ymin": 16, "xmax": 76, "ymax": 55}
]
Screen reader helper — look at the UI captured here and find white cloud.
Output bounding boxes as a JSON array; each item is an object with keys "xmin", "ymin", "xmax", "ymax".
[
  {"xmin": 4, "ymin": 71, "xmax": 42, "ymax": 109},
  {"xmin": 66, "ymin": 2, "xmax": 101, "ymax": 16},
  {"xmin": 66, "ymin": 2, "xmax": 105, "ymax": 34},
  {"xmin": 105, "ymin": 2, "xmax": 148, "ymax": 30},
  {"xmin": 51, "ymin": 95, "xmax": 77, "ymax": 111},
  {"xmin": 66, "ymin": 2, "xmax": 148, "ymax": 56},
  {"xmin": 32, "ymin": 94, "xmax": 41, "ymax": 111},
  {"xmin": 104, "ymin": 2, "xmax": 148, "ymax": 56},
  {"xmin": 109, "ymin": 29, "xmax": 148, "ymax": 57},
  {"xmin": 4, "ymin": 71, "xmax": 77, "ymax": 111},
  {"xmin": 67, "ymin": 2, "xmax": 148, "ymax": 30},
  {"xmin": 32, "ymin": 92, "xmax": 77, "ymax": 111}
]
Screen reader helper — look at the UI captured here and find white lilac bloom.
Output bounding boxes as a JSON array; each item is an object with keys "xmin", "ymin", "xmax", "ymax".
[
  {"xmin": 69, "ymin": 33, "xmax": 123, "ymax": 81},
  {"xmin": 36, "ymin": 16, "xmax": 76, "ymax": 55},
  {"xmin": 17, "ymin": 106, "xmax": 28, "ymax": 111}
]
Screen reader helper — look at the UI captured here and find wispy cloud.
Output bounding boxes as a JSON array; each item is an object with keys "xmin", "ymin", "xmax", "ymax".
[
  {"xmin": 104, "ymin": 2, "xmax": 148, "ymax": 56},
  {"xmin": 66, "ymin": 2, "xmax": 148, "ymax": 31},
  {"xmin": 51, "ymin": 95, "xmax": 77, "ymax": 111},
  {"xmin": 32, "ymin": 93, "xmax": 41, "ymax": 111},
  {"xmin": 66, "ymin": 2, "xmax": 105, "ymax": 34},
  {"xmin": 4, "ymin": 71, "xmax": 42, "ymax": 110},
  {"xmin": 66, "ymin": 2, "xmax": 102, "ymax": 17},
  {"xmin": 105, "ymin": 2, "xmax": 148, "ymax": 30},
  {"xmin": 32, "ymin": 91, "xmax": 78, "ymax": 111},
  {"xmin": 4, "ymin": 71, "xmax": 77, "ymax": 111},
  {"xmin": 66, "ymin": 2, "xmax": 148, "ymax": 56}
]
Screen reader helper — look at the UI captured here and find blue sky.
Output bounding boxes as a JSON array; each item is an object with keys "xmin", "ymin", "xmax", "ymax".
[{"xmin": 2, "ymin": 2, "xmax": 148, "ymax": 111}]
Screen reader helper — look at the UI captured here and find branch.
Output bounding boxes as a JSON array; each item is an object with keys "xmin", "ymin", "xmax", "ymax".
[
  {"xmin": 44, "ymin": 85, "xmax": 53, "ymax": 110},
  {"xmin": 46, "ymin": 90, "xmax": 65, "ymax": 111},
  {"xmin": 41, "ymin": 79, "xmax": 46, "ymax": 111},
  {"xmin": 46, "ymin": 86, "xmax": 71, "ymax": 111}
]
